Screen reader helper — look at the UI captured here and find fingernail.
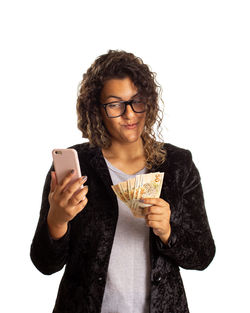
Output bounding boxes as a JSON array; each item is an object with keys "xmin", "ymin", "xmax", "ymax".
[{"xmin": 81, "ymin": 176, "xmax": 88, "ymax": 182}]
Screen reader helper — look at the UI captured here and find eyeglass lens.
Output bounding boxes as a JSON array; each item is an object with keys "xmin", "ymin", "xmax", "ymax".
[{"xmin": 106, "ymin": 101, "xmax": 145, "ymax": 117}]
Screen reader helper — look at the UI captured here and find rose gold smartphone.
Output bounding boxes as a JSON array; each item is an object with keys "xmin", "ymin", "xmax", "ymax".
[{"xmin": 52, "ymin": 149, "xmax": 83, "ymax": 189}]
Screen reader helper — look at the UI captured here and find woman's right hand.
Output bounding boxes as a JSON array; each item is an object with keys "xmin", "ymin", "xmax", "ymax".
[{"xmin": 47, "ymin": 170, "xmax": 88, "ymax": 239}]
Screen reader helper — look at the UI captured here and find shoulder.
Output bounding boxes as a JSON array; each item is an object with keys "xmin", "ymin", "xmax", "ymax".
[
  {"xmin": 157, "ymin": 143, "xmax": 196, "ymax": 183},
  {"xmin": 66, "ymin": 142, "xmax": 103, "ymax": 173},
  {"xmin": 160, "ymin": 143, "xmax": 200, "ymax": 186},
  {"xmin": 67, "ymin": 142, "xmax": 99, "ymax": 158},
  {"xmin": 163, "ymin": 142, "xmax": 193, "ymax": 165}
]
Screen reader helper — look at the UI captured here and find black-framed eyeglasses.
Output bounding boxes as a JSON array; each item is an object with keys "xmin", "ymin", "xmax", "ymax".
[{"xmin": 100, "ymin": 99, "xmax": 146, "ymax": 118}]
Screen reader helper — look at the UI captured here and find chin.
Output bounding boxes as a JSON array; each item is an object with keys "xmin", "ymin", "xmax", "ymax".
[{"xmin": 123, "ymin": 134, "xmax": 142, "ymax": 143}]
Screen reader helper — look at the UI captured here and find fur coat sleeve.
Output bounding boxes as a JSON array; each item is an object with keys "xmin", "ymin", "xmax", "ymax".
[{"xmin": 155, "ymin": 149, "xmax": 215, "ymax": 270}]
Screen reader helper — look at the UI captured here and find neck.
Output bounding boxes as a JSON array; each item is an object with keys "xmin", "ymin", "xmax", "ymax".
[{"xmin": 102, "ymin": 137, "xmax": 145, "ymax": 161}]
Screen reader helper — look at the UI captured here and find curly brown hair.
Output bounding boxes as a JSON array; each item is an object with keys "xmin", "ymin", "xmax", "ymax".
[{"xmin": 76, "ymin": 50, "xmax": 166, "ymax": 170}]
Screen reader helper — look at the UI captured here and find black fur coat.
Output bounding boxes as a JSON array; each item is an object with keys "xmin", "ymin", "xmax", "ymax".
[{"xmin": 30, "ymin": 142, "xmax": 215, "ymax": 313}]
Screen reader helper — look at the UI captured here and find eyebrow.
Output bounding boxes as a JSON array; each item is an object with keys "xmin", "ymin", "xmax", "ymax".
[{"xmin": 104, "ymin": 93, "xmax": 139, "ymax": 102}]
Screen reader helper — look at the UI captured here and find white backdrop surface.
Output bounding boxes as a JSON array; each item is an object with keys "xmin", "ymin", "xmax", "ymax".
[{"xmin": 0, "ymin": 0, "xmax": 249, "ymax": 312}]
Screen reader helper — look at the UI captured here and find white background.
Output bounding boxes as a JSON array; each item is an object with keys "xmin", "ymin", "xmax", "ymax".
[{"xmin": 1, "ymin": 0, "xmax": 249, "ymax": 312}]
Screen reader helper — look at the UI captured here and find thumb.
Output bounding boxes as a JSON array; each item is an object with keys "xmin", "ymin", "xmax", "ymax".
[{"xmin": 50, "ymin": 171, "xmax": 57, "ymax": 192}]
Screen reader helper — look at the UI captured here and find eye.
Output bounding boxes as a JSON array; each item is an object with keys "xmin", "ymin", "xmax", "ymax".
[{"xmin": 107, "ymin": 103, "xmax": 121, "ymax": 109}]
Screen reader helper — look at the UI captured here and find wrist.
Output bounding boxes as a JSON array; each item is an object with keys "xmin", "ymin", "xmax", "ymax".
[
  {"xmin": 47, "ymin": 212, "xmax": 68, "ymax": 240},
  {"xmin": 159, "ymin": 226, "xmax": 171, "ymax": 245}
]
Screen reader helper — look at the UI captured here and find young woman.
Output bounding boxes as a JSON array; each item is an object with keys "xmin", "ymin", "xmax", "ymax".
[{"xmin": 31, "ymin": 50, "xmax": 215, "ymax": 313}]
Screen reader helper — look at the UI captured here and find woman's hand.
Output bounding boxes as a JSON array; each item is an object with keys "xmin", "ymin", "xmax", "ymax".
[
  {"xmin": 47, "ymin": 170, "xmax": 88, "ymax": 239},
  {"xmin": 142, "ymin": 198, "xmax": 171, "ymax": 244}
]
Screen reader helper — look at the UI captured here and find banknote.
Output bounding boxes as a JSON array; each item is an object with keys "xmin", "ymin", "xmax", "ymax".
[{"xmin": 111, "ymin": 172, "xmax": 164, "ymax": 218}]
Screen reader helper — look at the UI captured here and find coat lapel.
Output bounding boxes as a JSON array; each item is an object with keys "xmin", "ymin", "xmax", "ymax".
[{"xmin": 88, "ymin": 146, "xmax": 117, "ymax": 203}]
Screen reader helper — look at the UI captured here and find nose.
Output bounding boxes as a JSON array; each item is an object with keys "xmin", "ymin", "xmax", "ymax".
[{"xmin": 123, "ymin": 103, "xmax": 136, "ymax": 119}]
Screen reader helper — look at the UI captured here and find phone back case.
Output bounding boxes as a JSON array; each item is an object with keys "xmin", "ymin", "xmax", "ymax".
[{"xmin": 52, "ymin": 149, "xmax": 82, "ymax": 186}]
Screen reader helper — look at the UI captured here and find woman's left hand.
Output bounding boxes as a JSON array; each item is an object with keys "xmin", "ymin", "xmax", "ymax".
[{"xmin": 142, "ymin": 198, "xmax": 171, "ymax": 244}]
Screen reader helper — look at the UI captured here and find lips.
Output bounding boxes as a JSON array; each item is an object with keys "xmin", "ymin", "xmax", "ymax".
[{"xmin": 123, "ymin": 123, "xmax": 138, "ymax": 129}]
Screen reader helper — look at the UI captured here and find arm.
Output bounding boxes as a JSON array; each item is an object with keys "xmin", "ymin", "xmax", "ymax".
[
  {"xmin": 30, "ymin": 167, "xmax": 88, "ymax": 275},
  {"xmin": 30, "ymin": 167, "xmax": 71, "ymax": 275},
  {"xmin": 156, "ymin": 150, "xmax": 216, "ymax": 270}
]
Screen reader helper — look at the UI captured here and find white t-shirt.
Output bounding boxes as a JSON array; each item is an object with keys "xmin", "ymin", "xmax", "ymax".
[{"xmin": 101, "ymin": 158, "xmax": 150, "ymax": 313}]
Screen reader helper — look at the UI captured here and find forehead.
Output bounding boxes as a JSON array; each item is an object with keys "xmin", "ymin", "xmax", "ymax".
[{"xmin": 100, "ymin": 77, "xmax": 138, "ymax": 102}]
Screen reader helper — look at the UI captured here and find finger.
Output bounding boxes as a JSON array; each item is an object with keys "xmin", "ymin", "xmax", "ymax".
[
  {"xmin": 140, "ymin": 197, "xmax": 169, "ymax": 207},
  {"xmin": 68, "ymin": 186, "xmax": 88, "ymax": 206},
  {"xmin": 144, "ymin": 206, "xmax": 164, "ymax": 215},
  {"xmin": 146, "ymin": 220, "xmax": 164, "ymax": 229},
  {"xmin": 74, "ymin": 197, "xmax": 88, "ymax": 215},
  {"xmin": 153, "ymin": 228, "xmax": 164, "ymax": 236},
  {"xmin": 50, "ymin": 171, "xmax": 57, "ymax": 192},
  {"xmin": 146, "ymin": 214, "xmax": 163, "ymax": 222},
  {"xmin": 63, "ymin": 176, "xmax": 88, "ymax": 200},
  {"xmin": 57, "ymin": 169, "xmax": 77, "ymax": 192}
]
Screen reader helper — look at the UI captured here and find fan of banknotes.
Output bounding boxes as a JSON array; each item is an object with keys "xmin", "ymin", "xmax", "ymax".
[{"xmin": 111, "ymin": 172, "xmax": 164, "ymax": 218}]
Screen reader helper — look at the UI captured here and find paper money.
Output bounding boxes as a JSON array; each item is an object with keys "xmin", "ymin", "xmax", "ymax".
[{"xmin": 111, "ymin": 172, "xmax": 164, "ymax": 218}]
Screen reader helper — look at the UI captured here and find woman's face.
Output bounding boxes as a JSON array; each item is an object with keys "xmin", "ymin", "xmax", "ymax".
[{"xmin": 100, "ymin": 77, "xmax": 146, "ymax": 145}]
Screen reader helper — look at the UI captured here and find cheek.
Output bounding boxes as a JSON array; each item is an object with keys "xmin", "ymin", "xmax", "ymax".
[
  {"xmin": 100, "ymin": 109, "xmax": 114, "ymax": 129},
  {"xmin": 140, "ymin": 114, "xmax": 146, "ymax": 126},
  {"xmin": 102, "ymin": 117, "xmax": 121, "ymax": 134}
]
